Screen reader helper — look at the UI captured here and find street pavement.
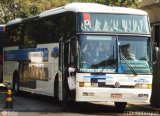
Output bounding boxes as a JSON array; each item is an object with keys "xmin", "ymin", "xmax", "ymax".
[{"xmin": 0, "ymin": 86, "xmax": 160, "ymax": 116}]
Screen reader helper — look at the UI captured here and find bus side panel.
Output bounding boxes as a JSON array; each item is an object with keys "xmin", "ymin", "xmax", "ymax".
[
  {"xmin": 3, "ymin": 46, "xmax": 19, "ymax": 86},
  {"xmin": 35, "ymin": 43, "xmax": 59, "ymax": 96}
]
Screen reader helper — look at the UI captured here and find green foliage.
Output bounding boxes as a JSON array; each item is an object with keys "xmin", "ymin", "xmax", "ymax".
[
  {"xmin": 0, "ymin": 0, "xmax": 140, "ymax": 24},
  {"xmin": 94, "ymin": 0, "xmax": 139, "ymax": 7}
]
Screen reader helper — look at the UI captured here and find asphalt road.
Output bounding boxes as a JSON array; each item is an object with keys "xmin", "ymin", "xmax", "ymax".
[{"xmin": 0, "ymin": 87, "xmax": 160, "ymax": 116}]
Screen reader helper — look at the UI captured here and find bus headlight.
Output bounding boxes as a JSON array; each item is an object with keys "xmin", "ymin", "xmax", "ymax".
[
  {"xmin": 79, "ymin": 82, "xmax": 98, "ymax": 87},
  {"xmin": 79, "ymin": 82, "xmax": 91, "ymax": 87},
  {"xmin": 135, "ymin": 84, "xmax": 151, "ymax": 89},
  {"xmin": 79, "ymin": 82, "xmax": 84, "ymax": 87},
  {"xmin": 84, "ymin": 83, "xmax": 91, "ymax": 87}
]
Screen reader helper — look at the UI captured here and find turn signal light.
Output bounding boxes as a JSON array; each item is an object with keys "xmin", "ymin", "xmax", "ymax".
[{"xmin": 135, "ymin": 84, "xmax": 151, "ymax": 89}]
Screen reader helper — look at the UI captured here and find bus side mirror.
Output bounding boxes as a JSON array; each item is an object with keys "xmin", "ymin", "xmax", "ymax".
[{"xmin": 153, "ymin": 47, "xmax": 159, "ymax": 64}]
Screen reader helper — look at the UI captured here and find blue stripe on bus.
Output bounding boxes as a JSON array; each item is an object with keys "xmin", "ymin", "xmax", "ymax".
[
  {"xmin": 83, "ymin": 75, "xmax": 112, "ymax": 78},
  {"xmin": 91, "ymin": 78, "xmax": 107, "ymax": 87},
  {"xmin": 4, "ymin": 48, "xmax": 48, "ymax": 61},
  {"xmin": 91, "ymin": 78, "xmax": 98, "ymax": 83}
]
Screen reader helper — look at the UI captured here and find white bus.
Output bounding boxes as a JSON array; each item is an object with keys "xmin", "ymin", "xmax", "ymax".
[{"xmin": 3, "ymin": 3, "xmax": 152, "ymax": 110}]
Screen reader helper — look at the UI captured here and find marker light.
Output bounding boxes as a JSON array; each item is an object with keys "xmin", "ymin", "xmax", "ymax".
[{"xmin": 135, "ymin": 84, "xmax": 151, "ymax": 89}]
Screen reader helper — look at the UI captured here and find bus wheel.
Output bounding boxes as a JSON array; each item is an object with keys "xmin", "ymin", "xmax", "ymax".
[
  {"xmin": 62, "ymin": 87, "xmax": 69, "ymax": 111},
  {"xmin": 114, "ymin": 102, "xmax": 127, "ymax": 111},
  {"xmin": 12, "ymin": 71, "xmax": 19, "ymax": 94},
  {"xmin": 62, "ymin": 78, "xmax": 70, "ymax": 111},
  {"xmin": 54, "ymin": 76, "xmax": 59, "ymax": 102}
]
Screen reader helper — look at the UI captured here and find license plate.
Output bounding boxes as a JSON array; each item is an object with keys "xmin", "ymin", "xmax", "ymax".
[{"xmin": 111, "ymin": 94, "xmax": 122, "ymax": 98}]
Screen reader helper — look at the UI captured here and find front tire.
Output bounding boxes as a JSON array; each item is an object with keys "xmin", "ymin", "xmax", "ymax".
[
  {"xmin": 54, "ymin": 76, "xmax": 59, "ymax": 102},
  {"xmin": 12, "ymin": 71, "xmax": 19, "ymax": 94},
  {"xmin": 115, "ymin": 102, "xmax": 127, "ymax": 111},
  {"xmin": 61, "ymin": 76, "xmax": 71, "ymax": 111}
]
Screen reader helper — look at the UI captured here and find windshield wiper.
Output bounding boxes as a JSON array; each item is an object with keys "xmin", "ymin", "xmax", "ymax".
[{"xmin": 119, "ymin": 53, "xmax": 137, "ymax": 76}]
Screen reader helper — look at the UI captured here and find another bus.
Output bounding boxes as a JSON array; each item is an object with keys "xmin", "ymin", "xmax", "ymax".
[
  {"xmin": 3, "ymin": 3, "xmax": 152, "ymax": 110},
  {"xmin": 0, "ymin": 24, "xmax": 6, "ymax": 83}
]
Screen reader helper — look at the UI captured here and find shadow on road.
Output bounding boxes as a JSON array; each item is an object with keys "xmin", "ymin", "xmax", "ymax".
[{"xmin": 1, "ymin": 90, "xmax": 159, "ymax": 116}]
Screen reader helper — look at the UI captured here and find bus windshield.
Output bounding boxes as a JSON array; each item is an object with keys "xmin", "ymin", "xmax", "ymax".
[
  {"xmin": 118, "ymin": 36, "xmax": 152, "ymax": 74},
  {"xmin": 78, "ymin": 35, "xmax": 152, "ymax": 74},
  {"xmin": 78, "ymin": 35, "xmax": 117, "ymax": 73},
  {"xmin": 78, "ymin": 13, "xmax": 150, "ymax": 34}
]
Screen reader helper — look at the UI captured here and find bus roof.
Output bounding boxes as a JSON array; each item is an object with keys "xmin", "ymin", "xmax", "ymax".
[
  {"xmin": 22, "ymin": 16, "xmax": 39, "ymax": 23},
  {"xmin": 0, "ymin": 24, "xmax": 5, "ymax": 32},
  {"xmin": 6, "ymin": 16, "xmax": 39, "ymax": 26},
  {"xmin": 40, "ymin": 3, "xmax": 148, "ymax": 18},
  {"xmin": 6, "ymin": 3, "xmax": 148, "ymax": 25},
  {"xmin": 0, "ymin": 24, "xmax": 5, "ymax": 27},
  {"xmin": 6, "ymin": 18, "xmax": 22, "ymax": 26}
]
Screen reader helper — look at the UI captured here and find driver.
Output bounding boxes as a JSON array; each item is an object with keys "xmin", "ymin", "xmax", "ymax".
[{"xmin": 120, "ymin": 44, "xmax": 136, "ymax": 60}]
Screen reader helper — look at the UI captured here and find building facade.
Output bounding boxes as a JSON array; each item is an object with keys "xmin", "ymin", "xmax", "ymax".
[
  {"xmin": 140, "ymin": 0, "xmax": 160, "ymax": 107},
  {"xmin": 140, "ymin": 0, "xmax": 160, "ymax": 46}
]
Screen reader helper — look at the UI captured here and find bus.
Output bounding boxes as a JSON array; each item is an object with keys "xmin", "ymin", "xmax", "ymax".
[
  {"xmin": 3, "ymin": 3, "xmax": 152, "ymax": 110},
  {"xmin": 0, "ymin": 24, "xmax": 6, "ymax": 83}
]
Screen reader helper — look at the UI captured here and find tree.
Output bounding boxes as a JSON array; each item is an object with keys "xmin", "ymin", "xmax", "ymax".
[
  {"xmin": 94, "ymin": 0, "xmax": 139, "ymax": 7},
  {"xmin": 0, "ymin": 0, "xmax": 140, "ymax": 24},
  {"xmin": 69, "ymin": 0, "xmax": 140, "ymax": 7},
  {"xmin": 0, "ymin": 0, "xmax": 69, "ymax": 23}
]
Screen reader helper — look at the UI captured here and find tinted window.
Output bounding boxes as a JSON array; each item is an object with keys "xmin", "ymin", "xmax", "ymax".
[
  {"xmin": 6, "ymin": 24, "xmax": 22, "ymax": 46},
  {"xmin": 78, "ymin": 13, "xmax": 150, "ymax": 34}
]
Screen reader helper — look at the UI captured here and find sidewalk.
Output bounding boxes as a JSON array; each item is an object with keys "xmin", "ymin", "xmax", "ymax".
[{"xmin": 128, "ymin": 102, "xmax": 160, "ymax": 111}]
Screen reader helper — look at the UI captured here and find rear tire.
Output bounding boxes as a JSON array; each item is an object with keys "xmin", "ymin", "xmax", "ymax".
[
  {"xmin": 115, "ymin": 102, "xmax": 127, "ymax": 111},
  {"xmin": 12, "ymin": 71, "xmax": 19, "ymax": 94}
]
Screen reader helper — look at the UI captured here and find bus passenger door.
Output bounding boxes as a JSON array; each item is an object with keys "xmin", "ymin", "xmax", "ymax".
[{"xmin": 59, "ymin": 36, "xmax": 76, "ymax": 100}]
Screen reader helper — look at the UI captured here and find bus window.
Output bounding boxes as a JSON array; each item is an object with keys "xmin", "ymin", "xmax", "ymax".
[
  {"xmin": 79, "ymin": 13, "xmax": 150, "ymax": 34},
  {"xmin": 0, "ymin": 25, "xmax": 5, "ymax": 83},
  {"xmin": 6, "ymin": 24, "xmax": 21, "ymax": 46}
]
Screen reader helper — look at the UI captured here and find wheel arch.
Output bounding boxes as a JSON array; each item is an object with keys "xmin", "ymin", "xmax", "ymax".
[
  {"xmin": 12, "ymin": 70, "xmax": 19, "ymax": 92},
  {"xmin": 54, "ymin": 73, "xmax": 59, "ymax": 98}
]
